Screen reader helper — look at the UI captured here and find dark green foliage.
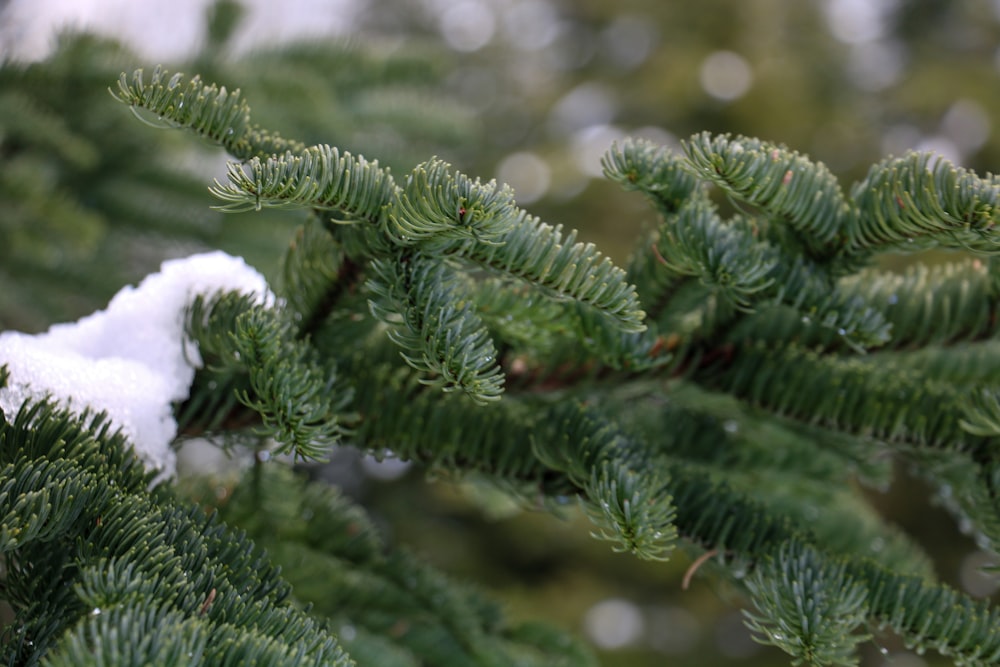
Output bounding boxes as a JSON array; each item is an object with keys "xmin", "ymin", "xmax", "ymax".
[
  {"xmin": 202, "ymin": 464, "xmax": 597, "ymax": 667},
  {"xmin": 108, "ymin": 69, "xmax": 1000, "ymax": 666},
  {"xmin": 5, "ymin": 44, "xmax": 1000, "ymax": 667},
  {"xmin": 0, "ymin": 394, "xmax": 350, "ymax": 667},
  {"xmin": 743, "ymin": 543, "xmax": 870, "ymax": 667}
]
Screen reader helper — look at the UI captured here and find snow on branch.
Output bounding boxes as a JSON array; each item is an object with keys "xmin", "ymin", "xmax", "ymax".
[{"xmin": 0, "ymin": 251, "xmax": 271, "ymax": 478}]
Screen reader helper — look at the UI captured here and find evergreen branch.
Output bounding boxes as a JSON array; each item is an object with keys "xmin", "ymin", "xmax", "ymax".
[
  {"xmin": 607, "ymin": 142, "xmax": 890, "ymax": 349},
  {"xmin": 110, "ymin": 66, "xmax": 250, "ymax": 143},
  {"xmin": 533, "ymin": 403, "xmax": 678, "ymax": 561},
  {"xmin": 279, "ymin": 215, "xmax": 364, "ymax": 337},
  {"xmin": 570, "ymin": 301, "xmax": 669, "ymax": 371},
  {"xmin": 743, "ymin": 543, "xmax": 870, "ymax": 667},
  {"xmin": 346, "ymin": 361, "xmax": 566, "ymax": 492},
  {"xmin": 847, "ymin": 151, "xmax": 1000, "ymax": 253},
  {"xmin": 682, "ymin": 132, "xmax": 849, "ymax": 257},
  {"xmin": 0, "ymin": 400, "xmax": 352, "ymax": 667},
  {"xmin": 110, "ymin": 66, "xmax": 303, "ymax": 160},
  {"xmin": 887, "ymin": 341, "xmax": 1000, "ymax": 387},
  {"xmin": 473, "ymin": 279, "xmax": 565, "ymax": 353},
  {"xmin": 467, "ymin": 217, "xmax": 647, "ymax": 333},
  {"xmin": 906, "ymin": 449, "xmax": 1000, "ymax": 553},
  {"xmin": 624, "ymin": 230, "xmax": 688, "ymax": 322},
  {"xmin": 0, "ymin": 90, "xmax": 99, "ymax": 169},
  {"xmin": 39, "ymin": 604, "xmax": 208, "ymax": 667},
  {"xmin": 186, "ymin": 292, "xmax": 351, "ymax": 457},
  {"xmin": 0, "ymin": 459, "xmax": 99, "ymax": 553},
  {"xmin": 958, "ymin": 387, "xmax": 1000, "ymax": 437},
  {"xmin": 667, "ymin": 460, "xmax": 1000, "ymax": 665},
  {"xmin": 602, "ymin": 137, "xmax": 701, "ymax": 213},
  {"xmin": 582, "ymin": 457, "xmax": 677, "ymax": 560},
  {"xmin": 857, "ymin": 561, "xmax": 1000, "ymax": 665},
  {"xmin": 181, "ymin": 295, "xmax": 255, "ymax": 434},
  {"xmin": 384, "ymin": 158, "xmax": 520, "ymax": 250},
  {"xmin": 653, "ymin": 198, "xmax": 779, "ymax": 310},
  {"xmin": 212, "ymin": 465, "xmax": 598, "ymax": 666},
  {"xmin": 843, "ymin": 259, "xmax": 996, "ymax": 348},
  {"xmin": 229, "ymin": 305, "xmax": 352, "ymax": 459},
  {"xmin": 724, "ymin": 259, "xmax": 996, "ymax": 355},
  {"xmin": 366, "ymin": 253, "xmax": 504, "ymax": 404},
  {"xmin": 208, "ymin": 144, "xmax": 396, "ymax": 221},
  {"xmin": 615, "ymin": 387, "xmax": 924, "ymax": 566},
  {"xmin": 0, "ymin": 400, "xmax": 152, "ymax": 494},
  {"xmin": 707, "ymin": 340, "xmax": 984, "ymax": 452}
]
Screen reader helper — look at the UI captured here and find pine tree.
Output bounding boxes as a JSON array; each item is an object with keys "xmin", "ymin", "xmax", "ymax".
[{"xmin": 3, "ymin": 58, "xmax": 1000, "ymax": 667}]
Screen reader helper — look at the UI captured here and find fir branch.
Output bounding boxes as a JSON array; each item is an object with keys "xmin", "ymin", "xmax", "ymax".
[
  {"xmin": 279, "ymin": 215, "xmax": 365, "ymax": 337},
  {"xmin": 722, "ymin": 257, "xmax": 992, "ymax": 356},
  {"xmin": 208, "ymin": 144, "xmax": 396, "ymax": 221},
  {"xmin": 367, "ymin": 253, "xmax": 504, "ymax": 404},
  {"xmin": 602, "ymin": 137, "xmax": 701, "ymax": 214},
  {"xmin": 847, "ymin": 151, "xmax": 1000, "ymax": 253},
  {"xmin": 958, "ymin": 387, "xmax": 1000, "ymax": 438},
  {"xmin": 533, "ymin": 403, "xmax": 678, "ymax": 561},
  {"xmin": 212, "ymin": 465, "xmax": 598, "ymax": 667},
  {"xmin": 384, "ymin": 158, "xmax": 520, "ymax": 250},
  {"xmin": 607, "ymin": 143, "xmax": 891, "ymax": 349},
  {"xmin": 472, "ymin": 279, "xmax": 565, "ymax": 353},
  {"xmin": 709, "ymin": 340, "xmax": 983, "ymax": 452},
  {"xmin": 0, "ymin": 458, "xmax": 100, "ymax": 553},
  {"xmin": 682, "ymin": 132, "xmax": 849, "ymax": 258},
  {"xmin": 743, "ymin": 543, "xmax": 870, "ymax": 667},
  {"xmin": 888, "ymin": 340, "xmax": 1000, "ymax": 387},
  {"xmin": 346, "ymin": 361, "xmax": 562, "ymax": 490},
  {"xmin": 185, "ymin": 292, "xmax": 351, "ymax": 457},
  {"xmin": 230, "ymin": 306, "xmax": 352, "ymax": 459},
  {"xmin": 0, "ymin": 400, "xmax": 352, "ymax": 667},
  {"xmin": 840, "ymin": 259, "xmax": 997, "ymax": 348},
  {"xmin": 652, "ymin": 197, "xmax": 779, "ymax": 310},
  {"xmin": 110, "ymin": 66, "xmax": 304, "ymax": 161},
  {"xmin": 857, "ymin": 561, "xmax": 1000, "ymax": 665},
  {"xmin": 467, "ymin": 216, "xmax": 647, "ymax": 333}
]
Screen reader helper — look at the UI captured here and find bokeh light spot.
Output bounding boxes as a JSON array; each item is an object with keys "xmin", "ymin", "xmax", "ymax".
[
  {"xmin": 572, "ymin": 124, "xmax": 626, "ymax": 178},
  {"xmin": 583, "ymin": 598, "xmax": 645, "ymax": 649},
  {"xmin": 439, "ymin": 0, "xmax": 496, "ymax": 52},
  {"xmin": 602, "ymin": 14, "xmax": 659, "ymax": 70},
  {"xmin": 699, "ymin": 51, "xmax": 753, "ymax": 101},
  {"xmin": 496, "ymin": 151, "xmax": 551, "ymax": 204},
  {"xmin": 959, "ymin": 551, "xmax": 1000, "ymax": 598},
  {"xmin": 941, "ymin": 99, "xmax": 991, "ymax": 154},
  {"xmin": 502, "ymin": 0, "xmax": 561, "ymax": 52}
]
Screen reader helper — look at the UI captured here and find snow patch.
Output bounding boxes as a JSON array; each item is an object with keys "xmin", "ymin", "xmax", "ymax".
[{"xmin": 0, "ymin": 251, "xmax": 271, "ymax": 480}]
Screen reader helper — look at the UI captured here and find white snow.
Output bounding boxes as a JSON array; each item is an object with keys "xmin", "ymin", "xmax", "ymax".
[
  {"xmin": 0, "ymin": 0, "xmax": 364, "ymax": 63},
  {"xmin": 0, "ymin": 251, "xmax": 271, "ymax": 480}
]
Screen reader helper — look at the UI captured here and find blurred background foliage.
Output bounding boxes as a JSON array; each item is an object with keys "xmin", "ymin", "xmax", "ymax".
[{"xmin": 2, "ymin": 0, "xmax": 1000, "ymax": 664}]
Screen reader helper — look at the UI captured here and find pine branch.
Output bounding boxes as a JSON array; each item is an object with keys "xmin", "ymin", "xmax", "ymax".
[
  {"xmin": 91, "ymin": 65, "xmax": 1000, "ymax": 666},
  {"xmin": 709, "ymin": 340, "xmax": 983, "ymax": 451},
  {"xmin": 848, "ymin": 152, "xmax": 1000, "ymax": 253},
  {"xmin": 109, "ymin": 66, "xmax": 304, "ymax": 161},
  {"xmin": 384, "ymin": 158, "xmax": 521, "ymax": 250},
  {"xmin": 0, "ymin": 397, "xmax": 352, "ymax": 667},
  {"xmin": 466, "ymin": 216, "xmax": 647, "ymax": 333},
  {"xmin": 743, "ymin": 543, "xmax": 870, "ymax": 667},
  {"xmin": 682, "ymin": 132, "xmax": 850, "ymax": 259},
  {"xmin": 187, "ymin": 293, "xmax": 352, "ymax": 459},
  {"xmin": 366, "ymin": 253, "xmax": 505, "ymax": 404},
  {"xmin": 208, "ymin": 144, "xmax": 396, "ymax": 221}
]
